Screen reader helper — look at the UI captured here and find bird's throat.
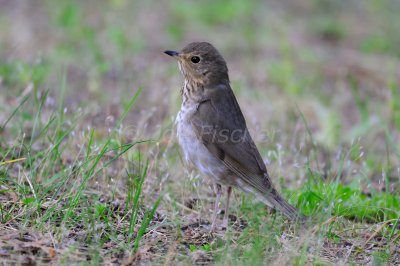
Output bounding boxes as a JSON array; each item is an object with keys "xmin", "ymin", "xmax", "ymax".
[{"xmin": 181, "ymin": 78, "xmax": 207, "ymax": 105}]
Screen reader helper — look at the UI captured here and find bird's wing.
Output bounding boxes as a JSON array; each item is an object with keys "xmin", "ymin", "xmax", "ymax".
[
  {"xmin": 190, "ymin": 84, "xmax": 275, "ymax": 194},
  {"xmin": 191, "ymin": 84, "xmax": 303, "ymax": 221}
]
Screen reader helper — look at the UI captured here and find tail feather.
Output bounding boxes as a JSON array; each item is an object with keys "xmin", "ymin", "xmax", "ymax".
[
  {"xmin": 237, "ymin": 178, "xmax": 306, "ymax": 223},
  {"xmin": 264, "ymin": 189, "xmax": 306, "ymax": 223}
]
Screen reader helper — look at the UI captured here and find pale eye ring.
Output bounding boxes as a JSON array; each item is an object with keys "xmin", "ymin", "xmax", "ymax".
[{"xmin": 191, "ymin": 56, "xmax": 200, "ymax": 63}]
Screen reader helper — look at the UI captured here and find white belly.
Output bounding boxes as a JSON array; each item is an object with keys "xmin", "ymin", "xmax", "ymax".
[{"xmin": 176, "ymin": 105, "xmax": 226, "ymax": 181}]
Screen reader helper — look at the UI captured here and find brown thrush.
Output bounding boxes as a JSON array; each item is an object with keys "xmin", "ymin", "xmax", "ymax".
[{"xmin": 165, "ymin": 42, "xmax": 304, "ymax": 231}]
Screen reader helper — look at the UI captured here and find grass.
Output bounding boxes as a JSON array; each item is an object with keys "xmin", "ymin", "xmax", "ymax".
[
  {"xmin": 0, "ymin": 89, "xmax": 161, "ymax": 263},
  {"xmin": 1, "ymin": 0, "xmax": 400, "ymax": 264}
]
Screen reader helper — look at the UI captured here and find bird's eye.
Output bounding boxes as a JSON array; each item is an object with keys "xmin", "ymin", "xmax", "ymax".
[{"xmin": 191, "ymin": 56, "xmax": 200, "ymax": 63}]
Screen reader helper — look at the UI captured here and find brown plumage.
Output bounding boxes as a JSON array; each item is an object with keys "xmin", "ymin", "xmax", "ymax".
[{"xmin": 165, "ymin": 42, "xmax": 304, "ymax": 231}]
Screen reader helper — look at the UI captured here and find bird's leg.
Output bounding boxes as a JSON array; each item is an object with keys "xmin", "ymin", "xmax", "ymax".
[
  {"xmin": 210, "ymin": 183, "xmax": 222, "ymax": 232},
  {"xmin": 222, "ymin": 186, "xmax": 232, "ymax": 229}
]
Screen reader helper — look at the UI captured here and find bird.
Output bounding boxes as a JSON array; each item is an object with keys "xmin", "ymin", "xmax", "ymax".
[{"xmin": 164, "ymin": 42, "xmax": 304, "ymax": 231}]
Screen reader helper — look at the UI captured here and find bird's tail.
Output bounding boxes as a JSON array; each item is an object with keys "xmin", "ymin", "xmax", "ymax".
[{"xmin": 262, "ymin": 188, "xmax": 306, "ymax": 223}]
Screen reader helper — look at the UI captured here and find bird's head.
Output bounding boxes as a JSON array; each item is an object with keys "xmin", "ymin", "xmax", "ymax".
[{"xmin": 164, "ymin": 42, "xmax": 229, "ymax": 86}]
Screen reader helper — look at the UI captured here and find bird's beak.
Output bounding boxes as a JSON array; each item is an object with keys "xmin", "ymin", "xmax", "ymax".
[{"xmin": 164, "ymin": 50, "xmax": 179, "ymax": 57}]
